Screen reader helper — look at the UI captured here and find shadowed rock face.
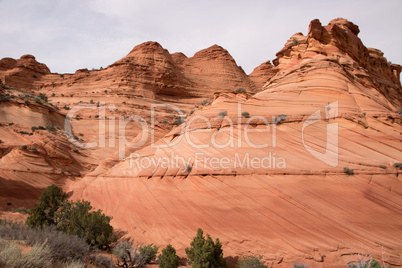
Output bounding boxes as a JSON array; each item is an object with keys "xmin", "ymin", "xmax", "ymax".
[{"xmin": 1, "ymin": 18, "xmax": 402, "ymax": 267}]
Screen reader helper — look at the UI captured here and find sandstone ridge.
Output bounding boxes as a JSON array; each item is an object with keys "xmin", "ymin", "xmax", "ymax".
[{"xmin": 68, "ymin": 18, "xmax": 402, "ymax": 267}]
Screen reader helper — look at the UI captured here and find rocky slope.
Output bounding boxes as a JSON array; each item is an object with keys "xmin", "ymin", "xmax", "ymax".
[
  {"xmin": 0, "ymin": 85, "xmax": 88, "ymax": 209},
  {"xmin": 69, "ymin": 18, "xmax": 402, "ymax": 267},
  {"xmin": 0, "ymin": 39, "xmax": 270, "ymax": 208}
]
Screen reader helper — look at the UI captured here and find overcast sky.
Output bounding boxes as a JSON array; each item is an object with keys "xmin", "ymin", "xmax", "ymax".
[{"xmin": 1, "ymin": 0, "xmax": 401, "ymax": 74}]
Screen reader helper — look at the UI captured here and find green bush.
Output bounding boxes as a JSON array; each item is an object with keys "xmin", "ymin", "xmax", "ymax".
[
  {"xmin": 173, "ymin": 116, "xmax": 185, "ymax": 126},
  {"xmin": 113, "ymin": 240, "xmax": 146, "ymax": 268},
  {"xmin": 57, "ymin": 200, "xmax": 115, "ymax": 248},
  {"xmin": 394, "ymin": 162, "xmax": 402, "ymax": 169},
  {"xmin": 185, "ymin": 228, "xmax": 223, "ymax": 268},
  {"xmin": 235, "ymin": 88, "xmax": 247, "ymax": 94},
  {"xmin": 236, "ymin": 256, "xmax": 267, "ymax": 268},
  {"xmin": 46, "ymin": 125, "xmax": 57, "ymax": 133},
  {"xmin": 293, "ymin": 264, "xmax": 309, "ymax": 268},
  {"xmin": 139, "ymin": 244, "xmax": 159, "ymax": 263},
  {"xmin": 201, "ymin": 100, "xmax": 212, "ymax": 106},
  {"xmin": 27, "ymin": 184, "xmax": 67, "ymax": 228},
  {"xmin": 242, "ymin": 112, "xmax": 250, "ymax": 118},
  {"xmin": 38, "ymin": 93, "xmax": 48, "ymax": 102},
  {"xmin": 219, "ymin": 111, "xmax": 228, "ymax": 118},
  {"xmin": 344, "ymin": 167, "xmax": 354, "ymax": 175},
  {"xmin": 159, "ymin": 244, "xmax": 179, "ymax": 268},
  {"xmin": 273, "ymin": 114, "xmax": 287, "ymax": 124},
  {"xmin": 290, "ymin": 38, "xmax": 300, "ymax": 46},
  {"xmin": 364, "ymin": 259, "xmax": 382, "ymax": 268},
  {"xmin": 11, "ymin": 207, "xmax": 29, "ymax": 214},
  {"xmin": 27, "ymin": 185, "xmax": 115, "ymax": 248}
]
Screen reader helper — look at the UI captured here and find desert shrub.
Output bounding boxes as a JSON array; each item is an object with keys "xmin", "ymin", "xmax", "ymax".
[
  {"xmin": 242, "ymin": 112, "xmax": 250, "ymax": 118},
  {"xmin": 93, "ymin": 254, "xmax": 114, "ymax": 268},
  {"xmin": 90, "ymin": 99, "xmax": 94, "ymax": 104},
  {"xmin": 56, "ymin": 200, "xmax": 115, "ymax": 248},
  {"xmin": 278, "ymin": 114, "xmax": 287, "ymax": 121},
  {"xmin": 185, "ymin": 228, "xmax": 223, "ymax": 268},
  {"xmin": 139, "ymin": 245, "xmax": 159, "ymax": 263},
  {"xmin": 184, "ymin": 164, "xmax": 192, "ymax": 173},
  {"xmin": 63, "ymin": 259, "xmax": 86, "ymax": 268},
  {"xmin": 173, "ymin": 116, "xmax": 185, "ymax": 126},
  {"xmin": 273, "ymin": 114, "xmax": 287, "ymax": 124},
  {"xmin": 0, "ymin": 239, "xmax": 53, "ymax": 268},
  {"xmin": 346, "ymin": 259, "xmax": 382, "ymax": 268},
  {"xmin": 201, "ymin": 100, "xmax": 211, "ymax": 106},
  {"xmin": 236, "ymin": 256, "xmax": 267, "ymax": 268},
  {"xmin": 113, "ymin": 240, "xmax": 146, "ymax": 268},
  {"xmin": 393, "ymin": 162, "xmax": 402, "ymax": 169},
  {"xmin": 46, "ymin": 125, "xmax": 57, "ymax": 133},
  {"xmin": 293, "ymin": 264, "xmax": 309, "ymax": 268},
  {"xmin": 29, "ymin": 225, "xmax": 90, "ymax": 261},
  {"xmin": 26, "ymin": 184, "xmax": 68, "ymax": 227},
  {"xmin": 21, "ymin": 145, "xmax": 27, "ymax": 150},
  {"xmin": 0, "ymin": 220, "xmax": 90, "ymax": 263},
  {"xmin": 29, "ymin": 147, "xmax": 38, "ymax": 153},
  {"xmin": 219, "ymin": 111, "xmax": 228, "ymax": 118},
  {"xmin": 379, "ymin": 165, "xmax": 387, "ymax": 169},
  {"xmin": 11, "ymin": 207, "xmax": 29, "ymax": 214},
  {"xmin": 38, "ymin": 93, "xmax": 48, "ymax": 102},
  {"xmin": 235, "ymin": 88, "xmax": 247, "ymax": 94},
  {"xmin": 290, "ymin": 38, "xmax": 300, "ymax": 46},
  {"xmin": 344, "ymin": 167, "xmax": 354, "ymax": 175},
  {"xmin": 159, "ymin": 244, "xmax": 179, "ymax": 268},
  {"xmin": 63, "ymin": 105, "xmax": 70, "ymax": 110}
]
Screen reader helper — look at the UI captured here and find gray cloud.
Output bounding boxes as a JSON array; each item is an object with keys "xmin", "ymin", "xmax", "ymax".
[{"xmin": 1, "ymin": 0, "xmax": 401, "ymax": 74}]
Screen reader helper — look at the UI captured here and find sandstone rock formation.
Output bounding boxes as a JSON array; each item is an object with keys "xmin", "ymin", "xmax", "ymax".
[
  {"xmin": 1, "ymin": 17, "xmax": 401, "ymax": 267},
  {"xmin": 69, "ymin": 18, "xmax": 402, "ymax": 267}
]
